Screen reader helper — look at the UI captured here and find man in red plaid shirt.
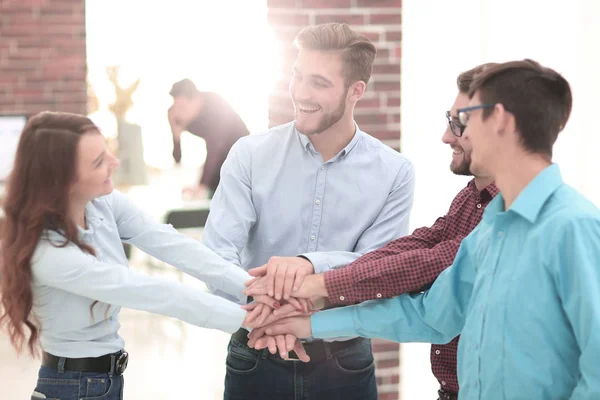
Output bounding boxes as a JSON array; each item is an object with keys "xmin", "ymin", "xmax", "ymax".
[{"xmin": 246, "ymin": 62, "xmax": 498, "ymax": 400}]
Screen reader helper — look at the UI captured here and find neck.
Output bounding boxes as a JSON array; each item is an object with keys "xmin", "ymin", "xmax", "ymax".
[
  {"xmin": 473, "ymin": 176, "xmax": 494, "ymax": 192},
  {"xmin": 308, "ymin": 114, "xmax": 356, "ymax": 162},
  {"xmin": 494, "ymin": 153, "xmax": 551, "ymax": 210},
  {"xmin": 69, "ymin": 197, "xmax": 88, "ymax": 229}
]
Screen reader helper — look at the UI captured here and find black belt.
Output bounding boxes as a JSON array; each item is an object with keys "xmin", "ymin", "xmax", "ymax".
[
  {"xmin": 438, "ymin": 388, "xmax": 458, "ymax": 400},
  {"xmin": 232, "ymin": 328, "xmax": 366, "ymax": 362},
  {"xmin": 42, "ymin": 350, "xmax": 129, "ymax": 375}
]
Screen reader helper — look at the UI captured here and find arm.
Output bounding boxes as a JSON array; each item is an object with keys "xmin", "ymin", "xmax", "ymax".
[
  {"xmin": 31, "ymin": 242, "xmax": 245, "ymax": 334},
  {"xmin": 556, "ymin": 219, "xmax": 600, "ymax": 399},
  {"xmin": 324, "ymin": 218, "xmax": 463, "ymax": 304},
  {"xmin": 199, "ymin": 136, "xmax": 227, "ymax": 190},
  {"xmin": 301, "ymin": 161, "xmax": 415, "ymax": 273},
  {"xmin": 309, "ymin": 230, "xmax": 477, "ymax": 344},
  {"xmin": 203, "ymin": 139, "xmax": 255, "ymax": 267},
  {"xmin": 107, "ymin": 190, "xmax": 249, "ymax": 302},
  {"xmin": 168, "ymin": 106, "xmax": 183, "ymax": 164}
]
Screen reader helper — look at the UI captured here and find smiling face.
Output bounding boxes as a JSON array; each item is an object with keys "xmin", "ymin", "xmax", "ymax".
[
  {"xmin": 289, "ymin": 49, "xmax": 351, "ymax": 136},
  {"xmin": 71, "ymin": 131, "xmax": 120, "ymax": 202},
  {"xmin": 442, "ymin": 92, "xmax": 474, "ymax": 176}
]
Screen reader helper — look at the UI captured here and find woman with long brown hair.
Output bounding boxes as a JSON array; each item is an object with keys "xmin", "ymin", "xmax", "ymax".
[{"xmin": 0, "ymin": 112, "xmax": 282, "ymax": 399}]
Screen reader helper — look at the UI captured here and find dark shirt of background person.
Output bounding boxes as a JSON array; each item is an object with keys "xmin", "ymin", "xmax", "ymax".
[{"xmin": 168, "ymin": 79, "xmax": 249, "ymax": 195}]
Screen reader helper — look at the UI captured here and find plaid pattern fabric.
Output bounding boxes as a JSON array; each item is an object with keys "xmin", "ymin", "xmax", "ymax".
[{"xmin": 324, "ymin": 180, "xmax": 499, "ymax": 393}]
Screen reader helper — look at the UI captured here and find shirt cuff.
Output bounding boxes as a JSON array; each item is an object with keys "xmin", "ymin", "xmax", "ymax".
[
  {"xmin": 222, "ymin": 267, "xmax": 252, "ymax": 304},
  {"xmin": 213, "ymin": 301, "xmax": 247, "ymax": 334},
  {"xmin": 298, "ymin": 253, "xmax": 331, "ymax": 274},
  {"xmin": 323, "ymin": 268, "xmax": 355, "ymax": 305},
  {"xmin": 311, "ymin": 307, "xmax": 358, "ymax": 340}
]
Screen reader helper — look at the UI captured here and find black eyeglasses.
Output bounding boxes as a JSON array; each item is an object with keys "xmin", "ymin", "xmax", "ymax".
[
  {"xmin": 446, "ymin": 111, "xmax": 466, "ymax": 137},
  {"xmin": 456, "ymin": 104, "xmax": 496, "ymax": 126}
]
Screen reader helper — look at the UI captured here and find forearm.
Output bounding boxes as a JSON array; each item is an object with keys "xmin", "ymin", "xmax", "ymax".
[
  {"xmin": 324, "ymin": 239, "xmax": 461, "ymax": 305},
  {"xmin": 125, "ymin": 223, "xmax": 249, "ymax": 302},
  {"xmin": 311, "ymin": 294, "xmax": 454, "ymax": 344}
]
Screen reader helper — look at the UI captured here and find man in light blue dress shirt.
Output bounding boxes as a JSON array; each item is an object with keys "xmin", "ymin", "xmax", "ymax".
[
  {"xmin": 203, "ymin": 23, "xmax": 415, "ymax": 400},
  {"xmin": 261, "ymin": 60, "xmax": 600, "ymax": 399}
]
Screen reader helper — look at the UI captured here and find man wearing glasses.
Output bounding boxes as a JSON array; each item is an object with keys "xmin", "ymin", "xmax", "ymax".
[
  {"xmin": 245, "ymin": 63, "xmax": 497, "ymax": 400},
  {"xmin": 254, "ymin": 59, "xmax": 600, "ymax": 399}
]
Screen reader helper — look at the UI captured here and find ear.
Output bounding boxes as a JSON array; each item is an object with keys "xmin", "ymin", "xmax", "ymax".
[
  {"xmin": 494, "ymin": 103, "xmax": 517, "ymax": 137},
  {"xmin": 347, "ymin": 80, "xmax": 366, "ymax": 102}
]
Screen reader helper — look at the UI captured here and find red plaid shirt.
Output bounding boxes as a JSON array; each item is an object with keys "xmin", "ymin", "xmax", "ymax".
[{"xmin": 324, "ymin": 180, "xmax": 499, "ymax": 394}]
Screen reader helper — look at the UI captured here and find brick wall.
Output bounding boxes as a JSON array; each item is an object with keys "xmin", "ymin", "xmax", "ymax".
[
  {"xmin": 266, "ymin": 1, "xmax": 403, "ymax": 399},
  {"xmin": 0, "ymin": 0, "xmax": 87, "ymax": 116},
  {"xmin": 267, "ymin": 0, "xmax": 402, "ymax": 151}
]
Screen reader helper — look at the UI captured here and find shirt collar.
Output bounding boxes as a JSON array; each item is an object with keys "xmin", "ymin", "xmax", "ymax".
[
  {"xmin": 483, "ymin": 163, "xmax": 563, "ymax": 224},
  {"xmin": 78, "ymin": 199, "xmax": 106, "ymax": 235},
  {"xmin": 467, "ymin": 179, "xmax": 500, "ymax": 202},
  {"xmin": 295, "ymin": 122, "xmax": 364, "ymax": 159}
]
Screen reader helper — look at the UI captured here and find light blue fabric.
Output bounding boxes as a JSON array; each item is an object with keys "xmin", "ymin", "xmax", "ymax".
[
  {"xmin": 204, "ymin": 121, "xmax": 415, "ymax": 304},
  {"xmin": 312, "ymin": 164, "xmax": 600, "ymax": 399},
  {"xmin": 31, "ymin": 190, "xmax": 249, "ymax": 357}
]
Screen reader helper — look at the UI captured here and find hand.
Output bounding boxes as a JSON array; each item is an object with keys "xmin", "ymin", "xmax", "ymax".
[
  {"xmin": 241, "ymin": 295, "xmax": 280, "ymax": 328},
  {"xmin": 245, "ymin": 273, "xmax": 328, "ymax": 301},
  {"xmin": 248, "ymin": 316, "xmax": 312, "ymax": 343},
  {"xmin": 253, "ymin": 334, "xmax": 310, "ymax": 362},
  {"xmin": 242, "ymin": 296, "xmax": 311, "ymax": 329},
  {"xmin": 245, "ymin": 256, "xmax": 314, "ymax": 301},
  {"xmin": 168, "ymin": 106, "xmax": 184, "ymax": 141},
  {"xmin": 253, "ymin": 294, "xmax": 309, "ymax": 314}
]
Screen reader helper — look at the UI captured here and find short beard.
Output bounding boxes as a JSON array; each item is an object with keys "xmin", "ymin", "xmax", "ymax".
[
  {"xmin": 450, "ymin": 160, "xmax": 472, "ymax": 176},
  {"xmin": 295, "ymin": 88, "xmax": 348, "ymax": 136}
]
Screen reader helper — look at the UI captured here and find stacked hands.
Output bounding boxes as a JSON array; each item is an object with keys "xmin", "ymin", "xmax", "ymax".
[{"xmin": 240, "ymin": 256, "xmax": 327, "ymax": 362}]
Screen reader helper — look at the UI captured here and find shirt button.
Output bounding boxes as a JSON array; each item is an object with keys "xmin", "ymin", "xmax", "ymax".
[
  {"xmin": 339, "ymin": 296, "xmax": 345, "ymax": 301},
  {"xmin": 441, "ymin": 381, "xmax": 446, "ymax": 386},
  {"xmin": 498, "ymin": 231, "xmax": 503, "ymax": 237},
  {"xmin": 477, "ymin": 203, "xmax": 482, "ymax": 209},
  {"xmin": 315, "ymin": 199, "xmax": 321, "ymax": 205},
  {"xmin": 435, "ymin": 350, "xmax": 441, "ymax": 355},
  {"xmin": 311, "ymin": 235, "xmax": 316, "ymax": 240},
  {"xmin": 376, "ymin": 293, "xmax": 382, "ymax": 298},
  {"xmin": 320, "ymin": 166, "xmax": 325, "ymax": 170}
]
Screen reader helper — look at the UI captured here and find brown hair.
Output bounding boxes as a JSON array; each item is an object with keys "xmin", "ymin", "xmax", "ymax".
[
  {"xmin": 0, "ymin": 111, "xmax": 99, "ymax": 356},
  {"xmin": 468, "ymin": 59, "xmax": 572, "ymax": 157},
  {"xmin": 456, "ymin": 63, "xmax": 499, "ymax": 94},
  {"xmin": 294, "ymin": 23, "xmax": 377, "ymax": 86}
]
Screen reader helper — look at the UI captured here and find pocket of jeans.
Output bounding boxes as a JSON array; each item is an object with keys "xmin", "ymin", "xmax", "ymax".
[
  {"xmin": 333, "ymin": 343, "xmax": 375, "ymax": 374},
  {"xmin": 34, "ymin": 377, "xmax": 79, "ymax": 399},
  {"xmin": 82, "ymin": 376, "xmax": 112, "ymax": 399},
  {"xmin": 226, "ymin": 345, "xmax": 261, "ymax": 374}
]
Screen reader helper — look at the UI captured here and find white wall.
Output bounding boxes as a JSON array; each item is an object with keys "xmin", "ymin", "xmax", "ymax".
[{"xmin": 400, "ymin": 1, "xmax": 600, "ymax": 398}]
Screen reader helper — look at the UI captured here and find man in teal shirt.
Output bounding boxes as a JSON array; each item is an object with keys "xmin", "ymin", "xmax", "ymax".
[{"xmin": 257, "ymin": 60, "xmax": 600, "ymax": 399}]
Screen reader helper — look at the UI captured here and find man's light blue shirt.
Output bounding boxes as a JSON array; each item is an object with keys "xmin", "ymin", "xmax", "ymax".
[
  {"xmin": 31, "ymin": 190, "xmax": 250, "ymax": 357},
  {"xmin": 204, "ymin": 121, "xmax": 415, "ymax": 304},
  {"xmin": 312, "ymin": 164, "xmax": 600, "ymax": 399}
]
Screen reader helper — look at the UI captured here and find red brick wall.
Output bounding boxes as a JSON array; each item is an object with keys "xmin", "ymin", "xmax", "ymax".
[
  {"xmin": 267, "ymin": 0, "xmax": 402, "ymax": 151},
  {"xmin": 266, "ymin": 2, "xmax": 403, "ymax": 399},
  {"xmin": 0, "ymin": 0, "xmax": 87, "ymax": 116}
]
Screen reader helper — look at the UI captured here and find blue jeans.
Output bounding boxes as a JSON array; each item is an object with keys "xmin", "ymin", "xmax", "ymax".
[
  {"xmin": 224, "ymin": 336, "xmax": 377, "ymax": 400},
  {"xmin": 31, "ymin": 366, "xmax": 124, "ymax": 400}
]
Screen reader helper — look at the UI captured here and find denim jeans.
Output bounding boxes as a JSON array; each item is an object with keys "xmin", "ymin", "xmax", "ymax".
[
  {"xmin": 31, "ymin": 366, "xmax": 124, "ymax": 400},
  {"xmin": 224, "ymin": 336, "xmax": 377, "ymax": 400}
]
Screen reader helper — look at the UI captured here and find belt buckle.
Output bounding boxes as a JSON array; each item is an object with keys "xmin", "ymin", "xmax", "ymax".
[
  {"xmin": 115, "ymin": 351, "xmax": 129, "ymax": 375},
  {"xmin": 282, "ymin": 351, "xmax": 301, "ymax": 362}
]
